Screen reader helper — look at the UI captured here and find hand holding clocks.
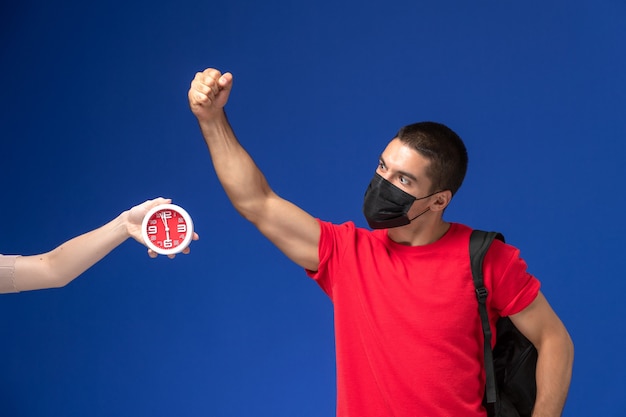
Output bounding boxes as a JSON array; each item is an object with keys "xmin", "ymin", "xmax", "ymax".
[{"xmin": 141, "ymin": 203, "xmax": 195, "ymax": 256}]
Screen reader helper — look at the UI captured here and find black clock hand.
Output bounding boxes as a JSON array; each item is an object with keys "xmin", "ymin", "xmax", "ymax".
[{"xmin": 160, "ymin": 213, "xmax": 171, "ymax": 240}]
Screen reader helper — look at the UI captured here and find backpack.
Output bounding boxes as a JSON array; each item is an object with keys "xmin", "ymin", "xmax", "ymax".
[{"xmin": 469, "ymin": 230, "xmax": 538, "ymax": 417}]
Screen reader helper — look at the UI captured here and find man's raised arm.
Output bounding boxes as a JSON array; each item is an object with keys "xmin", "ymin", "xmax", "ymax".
[{"xmin": 188, "ymin": 68, "xmax": 320, "ymax": 271}]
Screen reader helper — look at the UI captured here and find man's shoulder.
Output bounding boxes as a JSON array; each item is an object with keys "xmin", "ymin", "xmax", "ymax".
[
  {"xmin": 319, "ymin": 219, "xmax": 373, "ymax": 233},
  {"xmin": 317, "ymin": 219, "xmax": 386, "ymax": 242},
  {"xmin": 450, "ymin": 222, "xmax": 472, "ymax": 234},
  {"xmin": 441, "ymin": 222, "xmax": 473, "ymax": 244}
]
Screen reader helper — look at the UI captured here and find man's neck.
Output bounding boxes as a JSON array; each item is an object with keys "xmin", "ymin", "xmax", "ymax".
[{"xmin": 387, "ymin": 217, "xmax": 451, "ymax": 246}]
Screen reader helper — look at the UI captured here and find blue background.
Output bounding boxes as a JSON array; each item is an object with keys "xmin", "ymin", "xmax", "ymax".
[{"xmin": 1, "ymin": 1, "xmax": 625, "ymax": 416}]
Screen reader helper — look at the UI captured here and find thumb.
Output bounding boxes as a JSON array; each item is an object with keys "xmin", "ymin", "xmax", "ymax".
[
  {"xmin": 218, "ymin": 72, "xmax": 234, "ymax": 91},
  {"xmin": 212, "ymin": 72, "xmax": 234, "ymax": 108}
]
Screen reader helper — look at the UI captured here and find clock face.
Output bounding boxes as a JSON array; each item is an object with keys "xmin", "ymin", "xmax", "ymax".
[{"xmin": 141, "ymin": 203, "xmax": 194, "ymax": 255}]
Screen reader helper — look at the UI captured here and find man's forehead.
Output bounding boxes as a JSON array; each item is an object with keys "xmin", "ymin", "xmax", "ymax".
[{"xmin": 380, "ymin": 139, "xmax": 430, "ymax": 170}]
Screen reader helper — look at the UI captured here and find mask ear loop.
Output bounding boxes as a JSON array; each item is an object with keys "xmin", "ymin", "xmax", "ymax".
[
  {"xmin": 408, "ymin": 207, "xmax": 430, "ymax": 222},
  {"xmin": 406, "ymin": 189, "xmax": 447, "ymax": 223}
]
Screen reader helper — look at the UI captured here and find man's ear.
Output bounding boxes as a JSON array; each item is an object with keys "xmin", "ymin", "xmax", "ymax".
[{"xmin": 430, "ymin": 190, "xmax": 452, "ymax": 212}]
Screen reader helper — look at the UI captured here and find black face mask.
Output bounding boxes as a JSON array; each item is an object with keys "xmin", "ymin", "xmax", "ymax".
[{"xmin": 363, "ymin": 173, "xmax": 438, "ymax": 229}]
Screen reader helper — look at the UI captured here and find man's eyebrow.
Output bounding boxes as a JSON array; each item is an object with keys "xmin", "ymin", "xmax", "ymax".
[{"xmin": 378, "ymin": 155, "xmax": 419, "ymax": 182}]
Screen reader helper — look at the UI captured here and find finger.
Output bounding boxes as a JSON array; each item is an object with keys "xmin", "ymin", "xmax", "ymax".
[
  {"xmin": 194, "ymin": 69, "xmax": 221, "ymax": 93},
  {"xmin": 148, "ymin": 249, "xmax": 158, "ymax": 259},
  {"xmin": 218, "ymin": 72, "xmax": 234, "ymax": 90},
  {"xmin": 148, "ymin": 197, "xmax": 171, "ymax": 208},
  {"xmin": 130, "ymin": 197, "xmax": 170, "ymax": 223},
  {"xmin": 189, "ymin": 87, "xmax": 213, "ymax": 106},
  {"xmin": 191, "ymin": 76, "xmax": 212, "ymax": 95},
  {"xmin": 201, "ymin": 68, "xmax": 223, "ymax": 84},
  {"xmin": 204, "ymin": 79, "xmax": 221, "ymax": 99},
  {"xmin": 190, "ymin": 78, "xmax": 216, "ymax": 106},
  {"xmin": 202, "ymin": 69, "xmax": 227, "ymax": 98}
]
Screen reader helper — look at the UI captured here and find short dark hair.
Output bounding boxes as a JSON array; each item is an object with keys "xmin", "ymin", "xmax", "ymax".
[{"xmin": 395, "ymin": 121, "xmax": 468, "ymax": 196}]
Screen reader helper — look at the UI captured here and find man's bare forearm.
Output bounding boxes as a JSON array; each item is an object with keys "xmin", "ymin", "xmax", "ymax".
[
  {"xmin": 532, "ymin": 328, "xmax": 574, "ymax": 417},
  {"xmin": 196, "ymin": 101, "xmax": 273, "ymax": 221}
]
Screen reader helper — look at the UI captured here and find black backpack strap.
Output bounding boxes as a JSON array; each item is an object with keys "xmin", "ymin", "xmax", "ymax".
[{"xmin": 470, "ymin": 230, "xmax": 504, "ymax": 417}]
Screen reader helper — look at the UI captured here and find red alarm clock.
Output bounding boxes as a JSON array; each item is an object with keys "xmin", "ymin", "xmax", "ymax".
[{"xmin": 141, "ymin": 203, "xmax": 194, "ymax": 255}]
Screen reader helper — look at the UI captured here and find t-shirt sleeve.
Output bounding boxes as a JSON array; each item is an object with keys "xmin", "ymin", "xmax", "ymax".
[
  {"xmin": 305, "ymin": 219, "xmax": 353, "ymax": 300},
  {"xmin": 0, "ymin": 254, "xmax": 20, "ymax": 293},
  {"xmin": 484, "ymin": 241, "xmax": 541, "ymax": 317}
]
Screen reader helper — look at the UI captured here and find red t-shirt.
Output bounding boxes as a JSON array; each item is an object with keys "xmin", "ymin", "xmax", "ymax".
[{"xmin": 307, "ymin": 221, "xmax": 540, "ymax": 417}]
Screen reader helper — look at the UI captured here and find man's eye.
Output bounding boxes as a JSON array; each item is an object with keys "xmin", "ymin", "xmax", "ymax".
[
  {"xmin": 378, "ymin": 161, "xmax": 386, "ymax": 170},
  {"xmin": 399, "ymin": 176, "xmax": 409, "ymax": 185}
]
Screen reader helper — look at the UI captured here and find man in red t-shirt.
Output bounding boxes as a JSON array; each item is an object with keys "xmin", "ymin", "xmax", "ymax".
[{"xmin": 188, "ymin": 67, "xmax": 574, "ymax": 417}]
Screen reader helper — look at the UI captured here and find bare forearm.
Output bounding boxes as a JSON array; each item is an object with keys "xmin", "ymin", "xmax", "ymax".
[
  {"xmin": 532, "ymin": 331, "xmax": 574, "ymax": 417},
  {"xmin": 14, "ymin": 211, "xmax": 131, "ymax": 291},
  {"xmin": 198, "ymin": 111, "xmax": 273, "ymax": 220}
]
